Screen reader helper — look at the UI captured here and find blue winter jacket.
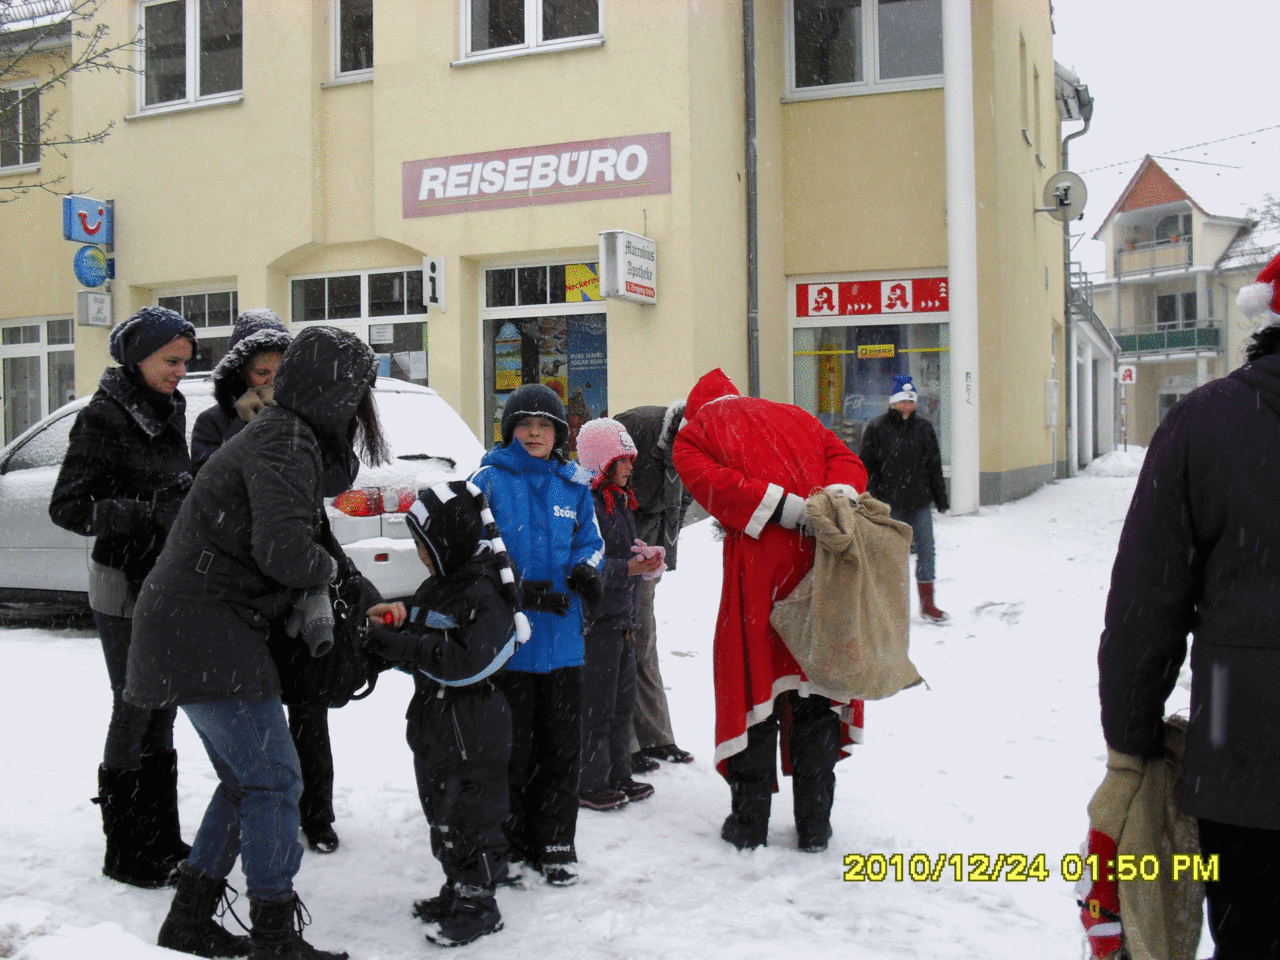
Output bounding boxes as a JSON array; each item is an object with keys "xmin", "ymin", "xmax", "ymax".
[{"xmin": 471, "ymin": 442, "xmax": 604, "ymax": 673}]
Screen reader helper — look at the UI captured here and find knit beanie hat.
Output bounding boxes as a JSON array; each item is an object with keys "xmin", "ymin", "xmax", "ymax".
[
  {"xmin": 405, "ymin": 480, "xmax": 521, "ymax": 605},
  {"xmin": 109, "ymin": 306, "xmax": 197, "ymax": 369},
  {"xmin": 213, "ymin": 308, "xmax": 293, "ymax": 381},
  {"xmin": 889, "ymin": 374, "xmax": 918, "ymax": 405},
  {"xmin": 575, "ymin": 417, "xmax": 637, "ymax": 484},
  {"xmin": 1238, "ymin": 249, "xmax": 1280, "ymax": 325},
  {"xmin": 500, "ymin": 382, "xmax": 569, "ymax": 448}
]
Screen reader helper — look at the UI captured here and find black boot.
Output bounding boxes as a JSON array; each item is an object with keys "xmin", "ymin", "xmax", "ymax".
[
  {"xmin": 421, "ymin": 887, "xmax": 503, "ymax": 948},
  {"xmin": 248, "ymin": 893, "xmax": 348, "ymax": 960},
  {"xmin": 720, "ymin": 780, "xmax": 771, "ymax": 851},
  {"xmin": 140, "ymin": 749, "xmax": 193, "ymax": 868},
  {"xmin": 793, "ymin": 771, "xmax": 835, "ymax": 852},
  {"xmin": 158, "ymin": 864, "xmax": 251, "ymax": 958},
  {"xmin": 412, "ymin": 883, "xmax": 456, "ymax": 924},
  {"xmin": 94, "ymin": 765, "xmax": 176, "ymax": 888}
]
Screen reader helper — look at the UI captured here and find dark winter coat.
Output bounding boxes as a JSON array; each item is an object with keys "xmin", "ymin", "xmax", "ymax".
[
  {"xmin": 48, "ymin": 367, "xmax": 192, "ymax": 591},
  {"xmin": 1099, "ymin": 351, "xmax": 1280, "ymax": 829},
  {"xmin": 124, "ymin": 327, "xmax": 377, "ymax": 709},
  {"xmin": 190, "ymin": 405, "xmax": 241, "ymax": 475},
  {"xmin": 615, "ymin": 404, "xmax": 692, "ymax": 571},
  {"xmin": 382, "ymin": 557, "xmax": 518, "ymax": 889},
  {"xmin": 583, "ymin": 485, "xmax": 641, "ymax": 633},
  {"xmin": 859, "ymin": 410, "xmax": 949, "ymax": 513},
  {"xmin": 471, "ymin": 441, "xmax": 604, "ymax": 673}
]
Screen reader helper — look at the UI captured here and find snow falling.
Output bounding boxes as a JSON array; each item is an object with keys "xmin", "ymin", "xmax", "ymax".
[{"xmin": 1, "ymin": 447, "xmax": 1209, "ymax": 958}]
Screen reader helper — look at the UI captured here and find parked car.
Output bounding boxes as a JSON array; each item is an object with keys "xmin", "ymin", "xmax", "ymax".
[{"xmin": 0, "ymin": 374, "xmax": 483, "ymax": 605}]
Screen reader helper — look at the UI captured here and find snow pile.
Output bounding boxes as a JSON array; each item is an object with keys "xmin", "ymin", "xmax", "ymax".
[
  {"xmin": 0, "ymin": 471, "xmax": 1206, "ymax": 958},
  {"xmin": 1083, "ymin": 446, "xmax": 1146, "ymax": 477}
]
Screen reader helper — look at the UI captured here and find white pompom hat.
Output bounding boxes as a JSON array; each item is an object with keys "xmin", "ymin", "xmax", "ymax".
[{"xmin": 1238, "ymin": 249, "xmax": 1280, "ymax": 324}]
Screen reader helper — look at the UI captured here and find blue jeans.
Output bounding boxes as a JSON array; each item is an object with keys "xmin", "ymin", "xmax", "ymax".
[
  {"xmin": 890, "ymin": 504, "xmax": 936, "ymax": 583},
  {"xmin": 182, "ymin": 697, "xmax": 304, "ymax": 901}
]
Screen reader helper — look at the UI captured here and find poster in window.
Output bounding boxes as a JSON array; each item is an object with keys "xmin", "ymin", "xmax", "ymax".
[{"xmin": 566, "ymin": 314, "xmax": 608, "ymax": 453}]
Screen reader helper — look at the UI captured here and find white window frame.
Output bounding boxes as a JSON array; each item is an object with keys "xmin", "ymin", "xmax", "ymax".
[
  {"xmin": 332, "ymin": 0, "xmax": 374, "ymax": 82},
  {"xmin": 458, "ymin": 0, "xmax": 603, "ymax": 66},
  {"xmin": 784, "ymin": 0, "xmax": 943, "ymax": 101},
  {"xmin": 136, "ymin": 0, "xmax": 243, "ymax": 114},
  {"xmin": 0, "ymin": 315, "xmax": 75, "ymax": 443},
  {"xmin": 0, "ymin": 82, "xmax": 40, "ymax": 172},
  {"xmin": 289, "ymin": 267, "xmax": 428, "ymax": 330}
]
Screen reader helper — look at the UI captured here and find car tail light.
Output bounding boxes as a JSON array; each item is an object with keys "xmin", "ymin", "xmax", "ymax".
[
  {"xmin": 374, "ymin": 552, "xmax": 391, "ymax": 564},
  {"xmin": 333, "ymin": 488, "xmax": 382, "ymax": 517},
  {"xmin": 387, "ymin": 488, "xmax": 417, "ymax": 513}
]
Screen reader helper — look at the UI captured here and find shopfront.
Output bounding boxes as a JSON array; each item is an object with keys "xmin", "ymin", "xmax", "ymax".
[{"xmin": 792, "ymin": 274, "xmax": 951, "ymax": 466}]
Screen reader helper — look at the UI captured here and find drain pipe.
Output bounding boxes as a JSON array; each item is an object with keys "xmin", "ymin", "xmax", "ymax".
[
  {"xmin": 1061, "ymin": 82, "xmax": 1093, "ymax": 476},
  {"xmin": 743, "ymin": 0, "xmax": 760, "ymax": 397}
]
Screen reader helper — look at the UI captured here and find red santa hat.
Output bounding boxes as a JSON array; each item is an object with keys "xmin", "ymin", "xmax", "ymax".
[{"xmin": 1238, "ymin": 249, "xmax": 1280, "ymax": 324}]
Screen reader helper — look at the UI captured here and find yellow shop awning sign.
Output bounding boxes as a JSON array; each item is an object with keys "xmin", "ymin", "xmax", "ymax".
[{"xmin": 857, "ymin": 344, "xmax": 896, "ymax": 359}]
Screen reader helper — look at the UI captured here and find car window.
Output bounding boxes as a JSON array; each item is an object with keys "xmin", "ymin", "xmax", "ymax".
[{"xmin": 4, "ymin": 413, "xmax": 78, "ymax": 472}]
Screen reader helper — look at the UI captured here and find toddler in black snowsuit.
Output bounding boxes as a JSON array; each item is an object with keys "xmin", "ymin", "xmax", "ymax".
[{"xmin": 363, "ymin": 480, "xmax": 530, "ymax": 949}]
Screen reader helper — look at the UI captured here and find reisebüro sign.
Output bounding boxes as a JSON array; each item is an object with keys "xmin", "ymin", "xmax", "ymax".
[{"xmin": 402, "ymin": 132, "xmax": 671, "ymax": 219}]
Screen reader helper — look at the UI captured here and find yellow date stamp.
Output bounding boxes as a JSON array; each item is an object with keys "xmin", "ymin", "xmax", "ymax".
[{"xmin": 841, "ymin": 852, "xmax": 1220, "ymax": 883}]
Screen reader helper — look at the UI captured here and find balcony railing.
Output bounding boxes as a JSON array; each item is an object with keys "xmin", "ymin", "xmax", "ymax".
[
  {"xmin": 1115, "ymin": 237, "xmax": 1192, "ymax": 277},
  {"xmin": 1113, "ymin": 321, "xmax": 1219, "ymax": 357}
]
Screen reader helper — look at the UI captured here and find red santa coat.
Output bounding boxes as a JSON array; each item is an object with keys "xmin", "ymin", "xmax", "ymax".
[{"xmin": 673, "ymin": 369, "xmax": 868, "ymax": 778}]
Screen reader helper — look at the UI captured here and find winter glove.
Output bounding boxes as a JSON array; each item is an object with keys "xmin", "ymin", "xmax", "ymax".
[
  {"xmin": 363, "ymin": 623, "xmax": 416, "ymax": 662},
  {"xmin": 773, "ymin": 493, "xmax": 816, "ymax": 536},
  {"xmin": 521, "ymin": 579, "xmax": 570, "ymax": 616},
  {"xmin": 630, "ymin": 540, "xmax": 667, "ymax": 580},
  {"xmin": 1078, "ymin": 750, "xmax": 1144, "ymax": 960},
  {"xmin": 567, "ymin": 563, "xmax": 603, "ymax": 605},
  {"xmin": 234, "ymin": 385, "xmax": 275, "ymax": 423},
  {"xmin": 285, "ymin": 585, "xmax": 335, "ymax": 657},
  {"xmin": 91, "ymin": 498, "xmax": 154, "ymax": 538}
]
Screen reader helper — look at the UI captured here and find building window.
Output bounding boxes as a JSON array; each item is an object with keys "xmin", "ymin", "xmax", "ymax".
[
  {"xmin": 481, "ymin": 261, "xmax": 605, "ymax": 450},
  {"xmin": 466, "ymin": 0, "xmax": 600, "ymax": 58},
  {"xmin": 289, "ymin": 268, "xmax": 429, "ymax": 386},
  {"xmin": 336, "ymin": 0, "xmax": 373, "ymax": 76},
  {"xmin": 157, "ymin": 290, "xmax": 238, "ymax": 371},
  {"xmin": 789, "ymin": 0, "xmax": 942, "ymax": 97},
  {"xmin": 1, "ymin": 317, "xmax": 75, "ymax": 445},
  {"xmin": 1155, "ymin": 292, "xmax": 1197, "ymax": 331},
  {"xmin": 141, "ymin": 0, "xmax": 243, "ymax": 108},
  {"xmin": 0, "ymin": 84, "xmax": 39, "ymax": 169}
]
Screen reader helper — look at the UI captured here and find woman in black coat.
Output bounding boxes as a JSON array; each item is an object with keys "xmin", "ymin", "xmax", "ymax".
[
  {"xmin": 49, "ymin": 306, "xmax": 198, "ymax": 890},
  {"xmin": 125, "ymin": 327, "xmax": 395, "ymax": 960}
]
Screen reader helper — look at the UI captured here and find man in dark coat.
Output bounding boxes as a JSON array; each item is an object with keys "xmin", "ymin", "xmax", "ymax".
[
  {"xmin": 858, "ymin": 373, "xmax": 949, "ymax": 622},
  {"xmin": 615, "ymin": 402, "xmax": 695, "ymax": 767},
  {"xmin": 1097, "ymin": 251, "xmax": 1280, "ymax": 957}
]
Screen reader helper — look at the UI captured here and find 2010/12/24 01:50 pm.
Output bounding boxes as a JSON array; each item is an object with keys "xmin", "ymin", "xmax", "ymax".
[{"xmin": 841, "ymin": 851, "xmax": 1220, "ymax": 883}]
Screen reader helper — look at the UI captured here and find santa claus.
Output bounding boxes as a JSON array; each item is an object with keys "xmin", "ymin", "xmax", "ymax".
[{"xmin": 673, "ymin": 368, "xmax": 867, "ymax": 852}]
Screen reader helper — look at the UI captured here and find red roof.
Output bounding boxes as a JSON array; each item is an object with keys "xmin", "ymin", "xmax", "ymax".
[{"xmin": 1091, "ymin": 156, "xmax": 1208, "ymax": 239}]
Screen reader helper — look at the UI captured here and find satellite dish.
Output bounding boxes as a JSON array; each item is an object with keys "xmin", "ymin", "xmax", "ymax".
[{"xmin": 1037, "ymin": 171, "xmax": 1088, "ymax": 222}]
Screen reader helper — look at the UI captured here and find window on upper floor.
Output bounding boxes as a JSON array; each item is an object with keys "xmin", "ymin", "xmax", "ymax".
[
  {"xmin": 336, "ymin": 0, "xmax": 373, "ymax": 77},
  {"xmin": 141, "ymin": 0, "xmax": 243, "ymax": 109},
  {"xmin": 788, "ymin": 0, "xmax": 942, "ymax": 98},
  {"xmin": 0, "ymin": 84, "xmax": 40, "ymax": 169},
  {"xmin": 465, "ymin": 0, "xmax": 600, "ymax": 59},
  {"xmin": 1156, "ymin": 213, "xmax": 1191, "ymax": 244}
]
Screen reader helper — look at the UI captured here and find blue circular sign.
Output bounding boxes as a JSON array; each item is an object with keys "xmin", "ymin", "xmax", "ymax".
[{"xmin": 74, "ymin": 245, "xmax": 108, "ymax": 288}]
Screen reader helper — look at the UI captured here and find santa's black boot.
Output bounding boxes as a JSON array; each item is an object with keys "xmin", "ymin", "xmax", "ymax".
[
  {"xmin": 721, "ymin": 781, "xmax": 771, "ymax": 850},
  {"xmin": 793, "ymin": 771, "xmax": 835, "ymax": 852}
]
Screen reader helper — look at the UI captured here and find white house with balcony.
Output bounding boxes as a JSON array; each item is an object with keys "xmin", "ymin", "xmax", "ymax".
[{"xmin": 1091, "ymin": 156, "xmax": 1274, "ymax": 446}]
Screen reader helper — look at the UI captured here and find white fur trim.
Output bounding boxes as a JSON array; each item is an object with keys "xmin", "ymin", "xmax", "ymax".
[
  {"xmin": 745, "ymin": 483, "xmax": 784, "ymax": 539},
  {"xmin": 1238, "ymin": 281, "xmax": 1275, "ymax": 321},
  {"xmin": 824, "ymin": 483, "xmax": 859, "ymax": 500}
]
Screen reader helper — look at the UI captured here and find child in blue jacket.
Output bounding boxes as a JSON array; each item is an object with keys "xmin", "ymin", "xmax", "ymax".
[
  {"xmin": 363, "ymin": 480, "xmax": 530, "ymax": 947},
  {"xmin": 470, "ymin": 383, "xmax": 604, "ymax": 886}
]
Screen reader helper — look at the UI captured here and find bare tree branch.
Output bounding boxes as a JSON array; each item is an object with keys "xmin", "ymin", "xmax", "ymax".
[{"xmin": 0, "ymin": 0, "xmax": 140, "ymax": 200}]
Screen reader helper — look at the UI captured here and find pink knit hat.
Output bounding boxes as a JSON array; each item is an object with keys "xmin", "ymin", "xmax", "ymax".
[{"xmin": 576, "ymin": 417, "xmax": 637, "ymax": 481}]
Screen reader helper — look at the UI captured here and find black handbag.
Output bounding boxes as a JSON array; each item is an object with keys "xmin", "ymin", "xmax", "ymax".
[{"xmin": 268, "ymin": 521, "xmax": 388, "ymax": 708}]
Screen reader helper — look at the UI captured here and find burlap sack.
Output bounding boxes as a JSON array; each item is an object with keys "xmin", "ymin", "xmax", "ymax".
[{"xmin": 770, "ymin": 490, "xmax": 922, "ymax": 701}]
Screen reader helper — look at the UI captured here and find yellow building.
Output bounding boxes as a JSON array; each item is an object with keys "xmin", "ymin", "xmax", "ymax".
[{"xmin": 2, "ymin": 0, "xmax": 1100, "ymax": 505}]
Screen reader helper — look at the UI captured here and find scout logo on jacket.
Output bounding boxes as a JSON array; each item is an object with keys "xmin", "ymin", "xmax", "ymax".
[{"xmin": 554, "ymin": 506, "xmax": 576, "ymax": 519}]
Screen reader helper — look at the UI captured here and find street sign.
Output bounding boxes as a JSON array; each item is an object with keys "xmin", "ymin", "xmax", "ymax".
[
  {"xmin": 73, "ymin": 245, "xmax": 109, "ymax": 287},
  {"xmin": 62, "ymin": 195, "xmax": 114, "ymax": 244}
]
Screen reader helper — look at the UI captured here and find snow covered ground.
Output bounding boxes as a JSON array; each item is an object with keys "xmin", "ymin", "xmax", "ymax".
[{"xmin": 1, "ymin": 446, "xmax": 1201, "ymax": 959}]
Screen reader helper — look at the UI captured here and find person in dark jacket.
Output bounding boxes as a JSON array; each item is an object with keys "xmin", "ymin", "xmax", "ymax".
[
  {"xmin": 858, "ymin": 373, "xmax": 950, "ymax": 622},
  {"xmin": 1097, "ymin": 252, "xmax": 1280, "ymax": 958},
  {"xmin": 362, "ymin": 480, "xmax": 530, "ymax": 948},
  {"xmin": 470, "ymin": 383, "xmax": 605, "ymax": 887},
  {"xmin": 191, "ymin": 310, "xmax": 341, "ymax": 858},
  {"xmin": 615, "ymin": 402, "xmax": 695, "ymax": 770},
  {"xmin": 48, "ymin": 306, "xmax": 197, "ymax": 890},
  {"xmin": 125, "ymin": 327, "xmax": 394, "ymax": 960},
  {"xmin": 574, "ymin": 418, "xmax": 663, "ymax": 812}
]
